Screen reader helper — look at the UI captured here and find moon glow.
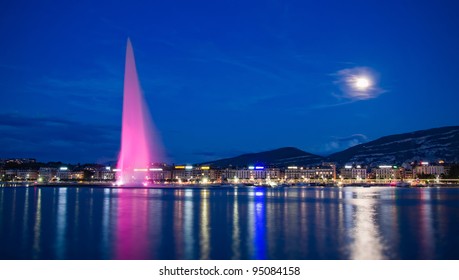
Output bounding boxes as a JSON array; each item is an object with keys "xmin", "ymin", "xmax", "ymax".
[{"xmin": 354, "ymin": 77, "xmax": 371, "ymax": 90}]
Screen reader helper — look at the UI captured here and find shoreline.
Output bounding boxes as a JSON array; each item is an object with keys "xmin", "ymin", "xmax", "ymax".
[{"xmin": 1, "ymin": 182, "xmax": 459, "ymax": 189}]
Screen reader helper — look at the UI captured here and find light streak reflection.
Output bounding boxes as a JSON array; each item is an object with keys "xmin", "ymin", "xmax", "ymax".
[
  {"xmin": 184, "ymin": 189, "xmax": 194, "ymax": 259},
  {"xmin": 199, "ymin": 189, "xmax": 210, "ymax": 259},
  {"xmin": 419, "ymin": 189, "xmax": 434, "ymax": 258},
  {"xmin": 32, "ymin": 188, "xmax": 42, "ymax": 258},
  {"xmin": 56, "ymin": 188, "xmax": 67, "ymax": 259},
  {"xmin": 349, "ymin": 189, "xmax": 385, "ymax": 260},
  {"xmin": 231, "ymin": 194, "xmax": 240, "ymax": 259},
  {"xmin": 101, "ymin": 188, "xmax": 111, "ymax": 259}
]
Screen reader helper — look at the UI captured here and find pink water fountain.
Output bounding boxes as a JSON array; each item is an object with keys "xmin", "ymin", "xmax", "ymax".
[{"xmin": 116, "ymin": 38, "xmax": 163, "ymax": 186}]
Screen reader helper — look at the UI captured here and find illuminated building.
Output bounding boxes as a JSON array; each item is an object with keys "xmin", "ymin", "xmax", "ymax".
[
  {"xmin": 372, "ymin": 165, "xmax": 398, "ymax": 180},
  {"xmin": 414, "ymin": 163, "xmax": 445, "ymax": 177},
  {"xmin": 15, "ymin": 170, "xmax": 38, "ymax": 181},
  {"xmin": 232, "ymin": 166, "xmax": 280, "ymax": 181},
  {"xmin": 284, "ymin": 166, "xmax": 334, "ymax": 180},
  {"xmin": 339, "ymin": 165, "xmax": 367, "ymax": 179},
  {"xmin": 220, "ymin": 168, "xmax": 237, "ymax": 181},
  {"xmin": 38, "ymin": 167, "xmax": 58, "ymax": 182}
]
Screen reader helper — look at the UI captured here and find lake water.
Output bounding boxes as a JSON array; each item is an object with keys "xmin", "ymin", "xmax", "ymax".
[{"xmin": 0, "ymin": 186, "xmax": 458, "ymax": 260}]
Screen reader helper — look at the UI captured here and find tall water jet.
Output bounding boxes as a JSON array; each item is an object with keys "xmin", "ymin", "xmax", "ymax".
[{"xmin": 116, "ymin": 38, "xmax": 162, "ymax": 185}]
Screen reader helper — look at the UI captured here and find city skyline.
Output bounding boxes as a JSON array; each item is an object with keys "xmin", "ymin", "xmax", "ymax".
[{"xmin": 1, "ymin": 1, "xmax": 459, "ymax": 164}]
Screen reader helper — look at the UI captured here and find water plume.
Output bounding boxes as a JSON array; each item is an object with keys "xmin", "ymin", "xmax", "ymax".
[{"xmin": 116, "ymin": 38, "xmax": 163, "ymax": 186}]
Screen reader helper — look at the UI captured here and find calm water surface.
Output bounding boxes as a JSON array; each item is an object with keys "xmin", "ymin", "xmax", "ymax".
[{"xmin": 0, "ymin": 186, "xmax": 458, "ymax": 260}]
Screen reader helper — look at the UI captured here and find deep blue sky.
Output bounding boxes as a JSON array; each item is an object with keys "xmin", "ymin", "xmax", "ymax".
[{"xmin": 1, "ymin": 0, "xmax": 458, "ymax": 164}]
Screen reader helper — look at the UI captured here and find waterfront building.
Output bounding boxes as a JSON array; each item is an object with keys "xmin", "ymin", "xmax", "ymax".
[
  {"xmin": 94, "ymin": 167, "xmax": 116, "ymax": 180},
  {"xmin": 284, "ymin": 166, "xmax": 334, "ymax": 181},
  {"xmin": 236, "ymin": 167, "xmax": 259, "ymax": 180},
  {"xmin": 220, "ymin": 168, "xmax": 237, "ymax": 182},
  {"xmin": 38, "ymin": 167, "xmax": 57, "ymax": 182},
  {"xmin": 395, "ymin": 167, "xmax": 408, "ymax": 179},
  {"xmin": 403, "ymin": 169, "xmax": 415, "ymax": 179},
  {"xmin": 321, "ymin": 162, "xmax": 337, "ymax": 180},
  {"xmin": 16, "ymin": 170, "xmax": 38, "ymax": 181},
  {"xmin": 372, "ymin": 165, "xmax": 398, "ymax": 180},
  {"xmin": 171, "ymin": 165, "xmax": 193, "ymax": 182},
  {"xmin": 146, "ymin": 168, "xmax": 168, "ymax": 181},
  {"xmin": 192, "ymin": 166, "xmax": 220, "ymax": 182},
  {"xmin": 284, "ymin": 166, "xmax": 303, "ymax": 180},
  {"xmin": 56, "ymin": 167, "xmax": 71, "ymax": 180},
  {"xmin": 305, "ymin": 167, "xmax": 334, "ymax": 180},
  {"xmin": 235, "ymin": 166, "xmax": 280, "ymax": 182},
  {"xmin": 70, "ymin": 171, "xmax": 84, "ymax": 180},
  {"xmin": 339, "ymin": 165, "xmax": 367, "ymax": 180},
  {"xmin": 414, "ymin": 162, "xmax": 445, "ymax": 177},
  {"xmin": 4, "ymin": 169, "xmax": 18, "ymax": 181}
]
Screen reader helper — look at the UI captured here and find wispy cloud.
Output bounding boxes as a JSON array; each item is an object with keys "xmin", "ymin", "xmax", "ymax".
[
  {"xmin": 212, "ymin": 57, "xmax": 286, "ymax": 82},
  {"xmin": 311, "ymin": 66, "xmax": 386, "ymax": 109},
  {"xmin": 333, "ymin": 66, "xmax": 385, "ymax": 101},
  {"xmin": 20, "ymin": 75, "xmax": 124, "ymax": 115},
  {"xmin": 28, "ymin": 76, "xmax": 122, "ymax": 95},
  {"xmin": 0, "ymin": 113, "xmax": 119, "ymax": 162},
  {"xmin": 311, "ymin": 99, "xmax": 358, "ymax": 109},
  {"xmin": 322, "ymin": 134, "xmax": 368, "ymax": 153}
]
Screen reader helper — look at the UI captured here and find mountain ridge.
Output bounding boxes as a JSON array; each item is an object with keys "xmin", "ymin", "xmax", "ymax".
[
  {"xmin": 327, "ymin": 125, "xmax": 459, "ymax": 166},
  {"xmin": 199, "ymin": 126, "xmax": 459, "ymax": 167},
  {"xmin": 200, "ymin": 147, "xmax": 324, "ymax": 168}
]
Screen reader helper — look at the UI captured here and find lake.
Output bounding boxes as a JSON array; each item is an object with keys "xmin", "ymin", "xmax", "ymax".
[{"xmin": 0, "ymin": 186, "xmax": 458, "ymax": 259}]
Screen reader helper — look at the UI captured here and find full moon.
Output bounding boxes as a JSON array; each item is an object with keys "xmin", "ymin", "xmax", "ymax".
[{"xmin": 355, "ymin": 77, "xmax": 371, "ymax": 90}]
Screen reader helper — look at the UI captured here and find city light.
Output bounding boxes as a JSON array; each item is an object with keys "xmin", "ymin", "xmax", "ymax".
[
  {"xmin": 255, "ymin": 166, "xmax": 264, "ymax": 170},
  {"xmin": 149, "ymin": 168, "xmax": 163, "ymax": 171},
  {"xmin": 201, "ymin": 166, "xmax": 210, "ymax": 170},
  {"xmin": 134, "ymin": 168, "xmax": 148, "ymax": 172},
  {"xmin": 59, "ymin": 167, "xmax": 68, "ymax": 171},
  {"xmin": 185, "ymin": 165, "xmax": 193, "ymax": 170}
]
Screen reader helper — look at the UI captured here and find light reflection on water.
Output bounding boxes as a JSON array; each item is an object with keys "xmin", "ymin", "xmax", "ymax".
[
  {"xmin": 348, "ymin": 190, "xmax": 384, "ymax": 259},
  {"xmin": 32, "ymin": 188, "xmax": 41, "ymax": 259},
  {"xmin": 55, "ymin": 188, "xmax": 67, "ymax": 259},
  {"xmin": 231, "ymin": 191, "xmax": 240, "ymax": 259},
  {"xmin": 0, "ymin": 186, "xmax": 458, "ymax": 259}
]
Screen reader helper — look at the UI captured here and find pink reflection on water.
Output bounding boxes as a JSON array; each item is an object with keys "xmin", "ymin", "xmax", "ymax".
[
  {"xmin": 117, "ymin": 38, "xmax": 163, "ymax": 185},
  {"xmin": 115, "ymin": 189, "xmax": 150, "ymax": 259}
]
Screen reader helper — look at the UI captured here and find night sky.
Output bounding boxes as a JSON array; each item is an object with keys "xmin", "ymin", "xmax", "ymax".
[{"xmin": 1, "ymin": 0, "xmax": 458, "ymax": 164}]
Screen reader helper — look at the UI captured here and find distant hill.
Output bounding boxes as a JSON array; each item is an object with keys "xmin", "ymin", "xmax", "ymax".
[
  {"xmin": 327, "ymin": 126, "xmax": 459, "ymax": 166},
  {"xmin": 201, "ymin": 147, "xmax": 324, "ymax": 168},
  {"xmin": 198, "ymin": 126, "xmax": 459, "ymax": 168}
]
